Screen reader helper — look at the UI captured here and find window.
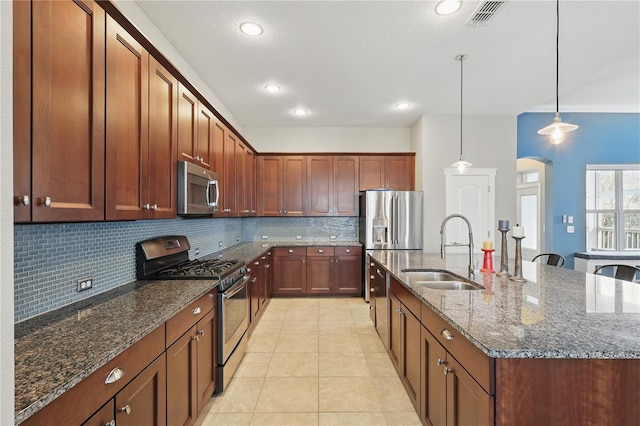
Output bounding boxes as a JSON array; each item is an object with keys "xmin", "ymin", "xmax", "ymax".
[{"xmin": 586, "ymin": 165, "xmax": 640, "ymax": 251}]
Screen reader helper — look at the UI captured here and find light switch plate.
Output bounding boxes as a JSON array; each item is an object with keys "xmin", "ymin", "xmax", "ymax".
[{"xmin": 567, "ymin": 225, "xmax": 575, "ymax": 233}]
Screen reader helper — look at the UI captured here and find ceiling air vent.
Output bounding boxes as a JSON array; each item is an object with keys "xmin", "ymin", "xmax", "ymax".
[{"xmin": 466, "ymin": 1, "xmax": 506, "ymax": 26}]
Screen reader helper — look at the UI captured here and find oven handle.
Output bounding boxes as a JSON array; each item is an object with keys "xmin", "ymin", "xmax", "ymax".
[{"xmin": 221, "ymin": 275, "xmax": 249, "ymax": 299}]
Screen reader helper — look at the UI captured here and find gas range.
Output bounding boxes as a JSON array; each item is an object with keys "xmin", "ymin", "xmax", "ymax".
[{"xmin": 136, "ymin": 236, "xmax": 247, "ymax": 291}]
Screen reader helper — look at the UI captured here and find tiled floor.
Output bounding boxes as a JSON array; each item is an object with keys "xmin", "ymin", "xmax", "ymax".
[{"xmin": 196, "ymin": 297, "xmax": 422, "ymax": 426}]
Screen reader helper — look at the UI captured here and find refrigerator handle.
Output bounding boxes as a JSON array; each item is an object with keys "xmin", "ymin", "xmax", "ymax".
[
  {"xmin": 389, "ymin": 196, "xmax": 394, "ymax": 247},
  {"xmin": 394, "ymin": 195, "xmax": 399, "ymax": 245}
]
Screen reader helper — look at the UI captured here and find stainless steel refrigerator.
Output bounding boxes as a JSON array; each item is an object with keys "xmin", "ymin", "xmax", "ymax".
[{"xmin": 359, "ymin": 190, "xmax": 423, "ymax": 302}]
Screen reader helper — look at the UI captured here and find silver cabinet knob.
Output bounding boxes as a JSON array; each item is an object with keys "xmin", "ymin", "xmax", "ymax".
[
  {"xmin": 444, "ymin": 367, "xmax": 453, "ymax": 375},
  {"xmin": 370, "ymin": 275, "xmax": 375, "ymax": 280},
  {"xmin": 105, "ymin": 367, "xmax": 125, "ymax": 384},
  {"xmin": 103, "ymin": 420, "xmax": 115, "ymax": 426},
  {"xmin": 17, "ymin": 195, "xmax": 30, "ymax": 206},
  {"xmin": 370, "ymin": 288, "xmax": 375, "ymax": 293},
  {"xmin": 288, "ymin": 249, "xmax": 294, "ymax": 253},
  {"xmin": 441, "ymin": 329, "xmax": 454, "ymax": 340},
  {"xmin": 142, "ymin": 204, "xmax": 150, "ymax": 210},
  {"xmin": 437, "ymin": 358, "xmax": 446, "ymax": 366},
  {"xmin": 345, "ymin": 249, "xmax": 351, "ymax": 253},
  {"xmin": 198, "ymin": 329, "xmax": 205, "ymax": 337},
  {"xmin": 120, "ymin": 404, "xmax": 131, "ymax": 415},
  {"xmin": 318, "ymin": 249, "xmax": 324, "ymax": 253},
  {"xmin": 151, "ymin": 204, "xmax": 157, "ymax": 210},
  {"xmin": 192, "ymin": 306, "xmax": 202, "ymax": 315},
  {"xmin": 41, "ymin": 196, "xmax": 52, "ymax": 207}
]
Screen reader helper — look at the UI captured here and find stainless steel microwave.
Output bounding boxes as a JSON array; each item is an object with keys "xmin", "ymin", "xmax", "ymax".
[{"xmin": 177, "ymin": 160, "xmax": 219, "ymax": 215}]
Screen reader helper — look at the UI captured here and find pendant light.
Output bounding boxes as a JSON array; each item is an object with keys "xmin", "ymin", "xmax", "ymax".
[
  {"xmin": 537, "ymin": 0, "xmax": 578, "ymax": 144},
  {"xmin": 451, "ymin": 54, "xmax": 471, "ymax": 173}
]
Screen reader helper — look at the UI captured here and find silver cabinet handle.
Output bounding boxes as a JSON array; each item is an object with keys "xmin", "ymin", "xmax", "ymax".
[
  {"xmin": 251, "ymin": 277, "xmax": 257, "ymax": 283},
  {"xmin": 288, "ymin": 249, "xmax": 294, "ymax": 253},
  {"xmin": 105, "ymin": 367, "xmax": 125, "ymax": 384},
  {"xmin": 437, "ymin": 358, "xmax": 446, "ymax": 366},
  {"xmin": 120, "ymin": 404, "xmax": 131, "ymax": 414},
  {"xmin": 318, "ymin": 249, "xmax": 324, "ymax": 253},
  {"xmin": 17, "ymin": 195, "xmax": 30, "ymax": 206},
  {"xmin": 345, "ymin": 249, "xmax": 351, "ymax": 253},
  {"xmin": 42, "ymin": 196, "xmax": 52, "ymax": 207},
  {"xmin": 441, "ymin": 329, "xmax": 454, "ymax": 340},
  {"xmin": 192, "ymin": 306, "xmax": 202, "ymax": 315}
]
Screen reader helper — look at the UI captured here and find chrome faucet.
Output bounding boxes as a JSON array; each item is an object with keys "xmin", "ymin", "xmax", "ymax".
[{"xmin": 440, "ymin": 214, "xmax": 475, "ymax": 278}]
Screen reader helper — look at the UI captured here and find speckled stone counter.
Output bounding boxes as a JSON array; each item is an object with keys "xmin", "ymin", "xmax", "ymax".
[
  {"xmin": 368, "ymin": 250, "xmax": 640, "ymax": 359},
  {"xmin": 14, "ymin": 240, "xmax": 361, "ymax": 424}
]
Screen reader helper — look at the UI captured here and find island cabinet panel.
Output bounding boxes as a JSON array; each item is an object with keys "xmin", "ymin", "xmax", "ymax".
[
  {"xmin": 494, "ymin": 358, "xmax": 640, "ymax": 426},
  {"xmin": 446, "ymin": 355, "xmax": 493, "ymax": 426},
  {"xmin": 82, "ymin": 400, "xmax": 115, "ymax": 426},
  {"xmin": 166, "ymin": 326, "xmax": 197, "ymax": 426},
  {"xmin": 30, "ymin": 0, "xmax": 106, "ymax": 222},
  {"xmin": 420, "ymin": 326, "xmax": 447, "ymax": 426},
  {"xmin": 105, "ymin": 16, "xmax": 150, "ymax": 220}
]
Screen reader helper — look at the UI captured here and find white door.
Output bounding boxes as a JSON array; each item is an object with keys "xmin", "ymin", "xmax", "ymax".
[
  {"xmin": 445, "ymin": 168, "xmax": 496, "ymax": 258},
  {"xmin": 516, "ymin": 183, "xmax": 541, "ymax": 260}
]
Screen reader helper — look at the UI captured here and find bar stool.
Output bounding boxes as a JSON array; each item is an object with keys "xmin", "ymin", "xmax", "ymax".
[{"xmin": 531, "ymin": 253, "xmax": 566, "ymax": 267}]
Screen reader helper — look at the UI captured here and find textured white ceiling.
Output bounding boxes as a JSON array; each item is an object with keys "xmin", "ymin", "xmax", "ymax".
[{"xmin": 134, "ymin": 0, "xmax": 640, "ymax": 127}]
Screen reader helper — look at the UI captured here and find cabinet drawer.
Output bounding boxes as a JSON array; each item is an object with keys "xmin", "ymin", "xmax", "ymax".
[
  {"xmin": 389, "ymin": 276, "xmax": 421, "ymax": 318},
  {"xmin": 166, "ymin": 291, "xmax": 216, "ymax": 347},
  {"xmin": 273, "ymin": 246, "xmax": 306, "ymax": 256},
  {"xmin": 306, "ymin": 246, "xmax": 334, "ymax": 256},
  {"xmin": 421, "ymin": 302, "xmax": 492, "ymax": 393},
  {"xmin": 335, "ymin": 246, "xmax": 361, "ymax": 256},
  {"xmin": 21, "ymin": 325, "xmax": 165, "ymax": 426}
]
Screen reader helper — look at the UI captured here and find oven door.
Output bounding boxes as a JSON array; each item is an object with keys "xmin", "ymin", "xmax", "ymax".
[{"xmin": 219, "ymin": 275, "xmax": 249, "ymax": 364}]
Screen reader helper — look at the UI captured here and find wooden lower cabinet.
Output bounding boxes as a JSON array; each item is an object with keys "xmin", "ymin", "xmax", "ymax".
[
  {"xmin": 115, "ymin": 353, "xmax": 167, "ymax": 426},
  {"xmin": 82, "ymin": 401, "xmax": 115, "ymax": 426},
  {"xmin": 272, "ymin": 248, "xmax": 307, "ymax": 295},
  {"xmin": 306, "ymin": 247, "xmax": 333, "ymax": 294},
  {"xmin": 334, "ymin": 247, "xmax": 362, "ymax": 295}
]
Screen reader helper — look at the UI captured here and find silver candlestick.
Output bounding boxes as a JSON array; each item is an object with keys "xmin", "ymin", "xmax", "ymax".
[
  {"xmin": 496, "ymin": 228, "xmax": 511, "ymax": 277},
  {"xmin": 510, "ymin": 236, "xmax": 527, "ymax": 283}
]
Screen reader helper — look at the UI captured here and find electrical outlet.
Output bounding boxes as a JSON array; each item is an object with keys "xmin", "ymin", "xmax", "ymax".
[
  {"xmin": 261, "ymin": 235, "xmax": 268, "ymax": 239},
  {"xmin": 296, "ymin": 235, "xmax": 302, "ymax": 240},
  {"xmin": 77, "ymin": 277, "xmax": 94, "ymax": 292},
  {"xmin": 218, "ymin": 241, "xmax": 223, "ymax": 247},
  {"xmin": 194, "ymin": 247, "xmax": 200, "ymax": 256},
  {"xmin": 236, "ymin": 236, "xmax": 240, "ymax": 242},
  {"xmin": 330, "ymin": 235, "xmax": 337, "ymax": 240}
]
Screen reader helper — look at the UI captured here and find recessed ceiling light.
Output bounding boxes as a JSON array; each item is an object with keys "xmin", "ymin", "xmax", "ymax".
[
  {"xmin": 395, "ymin": 103, "xmax": 410, "ymax": 110},
  {"xmin": 435, "ymin": 0, "xmax": 462, "ymax": 15},
  {"xmin": 292, "ymin": 109, "xmax": 308, "ymax": 117},
  {"xmin": 265, "ymin": 84, "xmax": 281, "ymax": 93},
  {"xmin": 240, "ymin": 22, "xmax": 263, "ymax": 36}
]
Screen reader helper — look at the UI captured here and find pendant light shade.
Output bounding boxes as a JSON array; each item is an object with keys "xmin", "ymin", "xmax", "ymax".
[
  {"xmin": 538, "ymin": 0, "xmax": 578, "ymax": 144},
  {"xmin": 451, "ymin": 54, "xmax": 471, "ymax": 172}
]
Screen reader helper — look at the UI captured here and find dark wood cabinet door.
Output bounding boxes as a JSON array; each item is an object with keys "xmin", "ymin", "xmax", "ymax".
[
  {"xmin": 177, "ymin": 84, "xmax": 198, "ymax": 164},
  {"xmin": 307, "ymin": 156, "xmax": 333, "ymax": 215},
  {"xmin": 236, "ymin": 141, "xmax": 247, "ymax": 216},
  {"xmin": 148, "ymin": 57, "xmax": 178, "ymax": 219},
  {"xmin": 334, "ymin": 156, "xmax": 359, "ymax": 216},
  {"xmin": 359, "ymin": 156, "xmax": 385, "ymax": 191},
  {"xmin": 272, "ymin": 255, "xmax": 306, "ymax": 295},
  {"xmin": 115, "ymin": 353, "xmax": 167, "ymax": 426},
  {"xmin": 306, "ymin": 256, "xmax": 333, "ymax": 294},
  {"xmin": 403, "ymin": 306, "xmax": 421, "ymax": 413},
  {"xmin": 13, "ymin": 0, "xmax": 31, "ymax": 222},
  {"xmin": 386, "ymin": 156, "xmax": 415, "ymax": 190},
  {"xmin": 257, "ymin": 156, "xmax": 283, "ymax": 216},
  {"xmin": 246, "ymin": 149, "xmax": 256, "ymax": 216},
  {"xmin": 31, "ymin": 0, "xmax": 105, "ymax": 222},
  {"xmin": 82, "ymin": 400, "xmax": 115, "ymax": 426},
  {"xmin": 446, "ymin": 356, "xmax": 492, "ymax": 426},
  {"xmin": 196, "ymin": 103, "xmax": 214, "ymax": 169},
  {"xmin": 388, "ymin": 292, "xmax": 402, "ymax": 372},
  {"xmin": 222, "ymin": 131, "xmax": 237, "ymax": 215},
  {"xmin": 334, "ymin": 249, "xmax": 362, "ymax": 295},
  {"xmin": 167, "ymin": 326, "xmax": 197, "ymax": 426},
  {"xmin": 106, "ymin": 16, "xmax": 149, "ymax": 220},
  {"xmin": 196, "ymin": 310, "xmax": 216, "ymax": 415},
  {"xmin": 261, "ymin": 254, "xmax": 271, "ymax": 306},
  {"xmin": 420, "ymin": 326, "xmax": 448, "ymax": 426},
  {"xmin": 282, "ymin": 156, "xmax": 306, "ymax": 216},
  {"xmin": 249, "ymin": 261, "xmax": 261, "ymax": 323}
]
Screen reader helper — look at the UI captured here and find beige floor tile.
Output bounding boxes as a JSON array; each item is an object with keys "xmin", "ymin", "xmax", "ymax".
[
  {"xmin": 372, "ymin": 376, "xmax": 416, "ymax": 412},
  {"xmin": 254, "ymin": 377, "xmax": 319, "ymax": 412},
  {"xmin": 247, "ymin": 334, "xmax": 278, "ymax": 353},
  {"xmin": 250, "ymin": 412, "xmax": 319, "ymax": 425},
  {"xmin": 319, "ymin": 306, "xmax": 353, "ymax": 321},
  {"xmin": 358, "ymin": 332, "xmax": 387, "ymax": 353},
  {"xmin": 259, "ymin": 308, "xmax": 288, "ymax": 321},
  {"xmin": 267, "ymin": 352, "xmax": 319, "ymax": 377},
  {"xmin": 286, "ymin": 307, "xmax": 319, "ymax": 321},
  {"xmin": 364, "ymin": 352, "xmax": 397, "ymax": 377},
  {"xmin": 319, "ymin": 320, "xmax": 358, "ymax": 335},
  {"xmin": 319, "ymin": 352, "xmax": 369, "ymax": 377},
  {"xmin": 319, "ymin": 412, "xmax": 387, "ymax": 425},
  {"xmin": 319, "ymin": 333, "xmax": 363, "ymax": 353},
  {"xmin": 196, "ymin": 412, "xmax": 253, "ymax": 426},
  {"xmin": 251, "ymin": 319, "xmax": 284, "ymax": 336},
  {"xmin": 209, "ymin": 377, "xmax": 264, "ymax": 413},
  {"xmin": 319, "ymin": 377, "xmax": 381, "ymax": 412},
  {"xmin": 278, "ymin": 320, "xmax": 318, "ymax": 335},
  {"xmin": 384, "ymin": 411, "xmax": 423, "ymax": 425},
  {"xmin": 275, "ymin": 333, "xmax": 319, "ymax": 352},
  {"xmin": 234, "ymin": 352, "xmax": 273, "ymax": 378}
]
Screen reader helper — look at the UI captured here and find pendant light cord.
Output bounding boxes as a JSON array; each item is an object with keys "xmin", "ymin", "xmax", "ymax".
[
  {"xmin": 556, "ymin": 0, "xmax": 560, "ymax": 114},
  {"xmin": 459, "ymin": 55, "xmax": 464, "ymax": 158}
]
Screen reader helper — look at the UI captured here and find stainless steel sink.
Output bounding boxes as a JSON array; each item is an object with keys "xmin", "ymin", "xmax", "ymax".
[{"xmin": 401, "ymin": 269, "xmax": 483, "ymax": 290}]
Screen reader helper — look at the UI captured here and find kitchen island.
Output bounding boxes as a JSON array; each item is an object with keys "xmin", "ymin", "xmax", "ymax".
[{"xmin": 368, "ymin": 249, "xmax": 640, "ymax": 425}]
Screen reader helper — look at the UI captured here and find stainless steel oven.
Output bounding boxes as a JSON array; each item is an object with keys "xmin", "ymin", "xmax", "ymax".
[{"xmin": 217, "ymin": 274, "xmax": 250, "ymax": 392}]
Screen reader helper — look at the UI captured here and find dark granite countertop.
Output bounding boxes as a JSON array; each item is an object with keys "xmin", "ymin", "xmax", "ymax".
[
  {"xmin": 14, "ymin": 240, "xmax": 360, "ymax": 423},
  {"xmin": 368, "ymin": 250, "xmax": 640, "ymax": 360},
  {"xmin": 574, "ymin": 251, "xmax": 640, "ymax": 260}
]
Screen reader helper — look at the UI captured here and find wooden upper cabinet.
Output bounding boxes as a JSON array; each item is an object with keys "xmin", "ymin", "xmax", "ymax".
[
  {"xmin": 256, "ymin": 155, "xmax": 305, "ymax": 216},
  {"xmin": 257, "ymin": 156, "xmax": 283, "ymax": 216},
  {"xmin": 222, "ymin": 130, "xmax": 237, "ymax": 215},
  {"xmin": 105, "ymin": 16, "xmax": 149, "ymax": 220},
  {"xmin": 147, "ymin": 58, "xmax": 178, "ymax": 219},
  {"xmin": 246, "ymin": 149, "xmax": 256, "ymax": 216},
  {"xmin": 307, "ymin": 156, "xmax": 333, "ymax": 216},
  {"xmin": 30, "ymin": 0, "xmax": 106, "ymax": 222},
  {"xmin": 177, "ymin": 84, "xmax": 198, "ymax": 164},
  {"xmin": 359, "ymin": 155, "xmax": 415, "ymax": 191},
  {"xmin": 196, "ymin": 103, "xmax": 214, "ymax": 169},
  {"xmin": 282, "ymin": 156, "xmax": 306, "ymax": 216},
  {"xmin": 13, "ymin": 0, "xmax": 31, "ymax": 222},
  {"xmin": 334, "ymin": 156, "xmax": 359, "ymax": 215}
]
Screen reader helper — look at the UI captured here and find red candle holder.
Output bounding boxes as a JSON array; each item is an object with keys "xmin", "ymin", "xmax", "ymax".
[{"xmin": 480, "ymin": 248, "xmax": 495, "ymax": 273}]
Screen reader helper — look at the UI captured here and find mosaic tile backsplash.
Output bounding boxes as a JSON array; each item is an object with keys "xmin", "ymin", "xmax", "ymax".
[{"xmin": 14, "ymin": 216, "xmax": 357, "ymax": 322}]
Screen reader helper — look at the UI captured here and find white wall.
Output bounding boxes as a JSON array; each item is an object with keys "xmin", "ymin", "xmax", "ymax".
[
  {"xmin": 1, "ymin": 1, "xmax": 15, "ymax": 424},
  {"xmin": 242, "ymin": 126, "xmax": 411, "ymax": 153},
  {"xmin": 412, "ymin": 114, "xmax": 518, "ymax": 254},
  {"xmin": 111, "ymin": 0, "xmax": 244, "ymax": 133}
]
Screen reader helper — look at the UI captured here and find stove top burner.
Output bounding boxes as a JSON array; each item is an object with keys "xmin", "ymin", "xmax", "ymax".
[{"xmin": 157, "ymin": 258, "xmax": 239, "ymax": 278}]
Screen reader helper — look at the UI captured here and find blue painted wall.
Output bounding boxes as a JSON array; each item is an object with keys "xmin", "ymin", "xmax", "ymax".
[{"xmin": 517, "ymin": 112, "xmax": 640, "ymax": 268}]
